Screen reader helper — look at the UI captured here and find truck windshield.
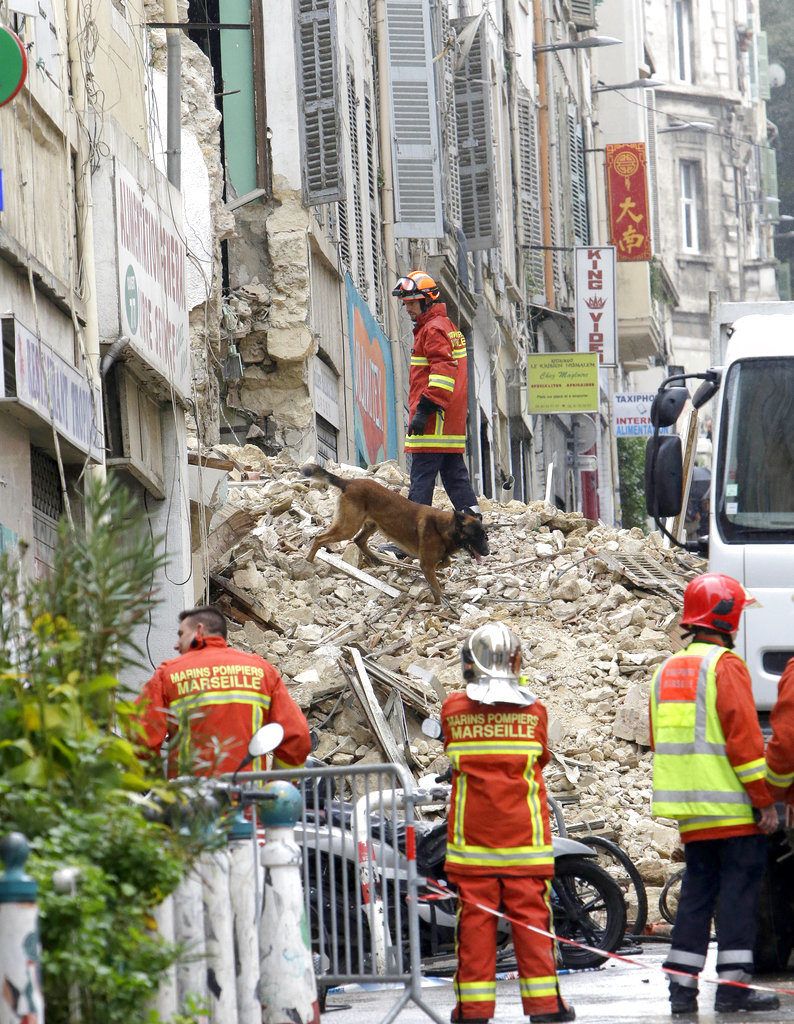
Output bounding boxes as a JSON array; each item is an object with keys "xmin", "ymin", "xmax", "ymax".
[{"xmin": 716, "ymin": 357, "xmax": 794, "ymax": 542}]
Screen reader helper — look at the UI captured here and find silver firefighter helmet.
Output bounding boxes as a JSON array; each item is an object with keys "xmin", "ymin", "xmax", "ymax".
[{"xmin": 461, "ymin": 622, "xmax": 535, "ymax": 706}]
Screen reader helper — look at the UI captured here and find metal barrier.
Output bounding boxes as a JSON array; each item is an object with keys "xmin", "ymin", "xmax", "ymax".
[{"xmin": 238, "ymin": 763, "xmax": 447, "ymax": 1024}]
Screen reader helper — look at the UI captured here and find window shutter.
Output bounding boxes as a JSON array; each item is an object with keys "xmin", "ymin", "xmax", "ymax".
[
  {"xmin": 384, "ymin": 0, "xmax": 444, "ymax": 238},
  {"xmin": 570, "ymin": 0, "xmax": 595, "ymax": 30},
  {"xmin": 516, "ymin": 89, "xmax": 545, "ymax": 298},
  {"xmin": 295, "ymin": 0, "xmax": 342, "ymax": 204},
  {"xmin": 762, "ymin": 145, "xmax": 779, "ymax": 219},
  {"xmin": 364, "ymin": 92, "xmax": 384, "ymax": 322},
  {"xmin": 347, "ymin": 66, "xmax": 368, "ymax": 294},
  {"xmin": 757, "ymin": 31, "xmax": 770, "ymax": 100},
  {"xmin": 453, "ymin": 15, "xmax": 496, "ymax": 250},
  {"xmin": 645, "ymin": 97, "xmax": 660, "ymax": 253},
  {"xmin": 568, "ymin": 107, "xmax": 589, "ymax": 246},
  {"xmin": 337, "ymin": 201, "xmax": 351, "ymax": 267},
  {"xmin": 438, "ymin": 1, "xmax": 462, "ymax": 228}
]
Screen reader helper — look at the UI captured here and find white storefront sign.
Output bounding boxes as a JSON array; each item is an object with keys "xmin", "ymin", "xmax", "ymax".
[
  {"xmin": 613, "ymin": 392, "xmax": 670, "ymax": 437},
  {"xmin": 312, "ymin": 358, "xmax": 341, "ymax": 429},
  {"xmin": 8, "ymin": 318, "xmax": 103, "ymax": 455},
  {"xmin": 575, "ymin": 246, "xmax": 617, "ymax": 367},
  {"xmin": 115, "ymin": 161, "xmax": 190, "ymax": 399}
]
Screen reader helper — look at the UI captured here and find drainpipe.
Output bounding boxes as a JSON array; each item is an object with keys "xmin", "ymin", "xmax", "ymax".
[
  {"xmin": 163, "ymin": 0, "xmax": 181, "ymax": 189},
  {"xmin": 374, "ymin": 0, "xmax": 406, "ymax": 464}
]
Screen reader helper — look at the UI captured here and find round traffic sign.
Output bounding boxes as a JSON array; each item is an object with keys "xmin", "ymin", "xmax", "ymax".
[{"xmin": 0, "ymin": 27, "xmax": 28, "ymax": 108}]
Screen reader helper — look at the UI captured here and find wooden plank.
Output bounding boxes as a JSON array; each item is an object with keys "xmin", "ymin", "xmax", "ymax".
[
  {"xmin": 315, "ymin": 549, "xmax": 403, "ymax": 598},
  {"xmin": 188, "ymin": 452, "xmax": 236, "ymax": 471},
  {"xmin": 206, "ymin": 506, "xmax": 258, "ymax": 568},
  {"xmin": 344, "ymin": 649, "xmax": 407, "ymax": 767},
  {"xmin": 209, "ymin": 573, "xmax": 283, "ymax": 633}
]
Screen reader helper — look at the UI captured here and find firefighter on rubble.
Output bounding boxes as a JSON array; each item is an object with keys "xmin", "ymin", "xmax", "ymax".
[
  {"xmin": 136, "ymin": 605, "xmax": 311, "ymax": 776},
  {"xmin": 392, "ymin": 271, "xmax": 480, "ymax": 517},
  {"xmin": 441, "ymin": 622, "xmax": 574, "ymax": 1024},
  {"xmin": 649, "ymin": 574, "xmax": 779, "ymax": 1016}
]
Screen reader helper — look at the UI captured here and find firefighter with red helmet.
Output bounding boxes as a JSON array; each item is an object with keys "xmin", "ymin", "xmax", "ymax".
[
  {"xmin": 392, "ymin": 271, "xmax": 480, "ymax": 517},
  {"xmin": 649, "ymin": 574, "xmax": 779, "ymax": 1016},
  {"xmin": 767, "ymin": 656, "xmax": 794, "ymax": 824},
  {"xmin": 441, "ymin": 622, "xmax": 574, "ymax": 1024}
]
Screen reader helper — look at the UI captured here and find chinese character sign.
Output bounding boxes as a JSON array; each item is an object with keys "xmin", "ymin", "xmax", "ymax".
[
  {"xmin": 605, "ymin": 143, "xmax": 652, "ymax": 262},
  {"xmin": 575, "ymin": 246, "xmax": 616, "ymax": 366}
]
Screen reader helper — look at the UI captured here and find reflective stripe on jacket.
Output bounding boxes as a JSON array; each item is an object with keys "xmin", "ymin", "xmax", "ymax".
[
  {"xmin": 767, "ymin": 659, "xmax": 794, "ymax": 799},
  {"xmin": 441, "ymin": 692, "xmax": 554, "ymax": 876},
  {"xmin": 650, "ymin": 643, "xmax": 762, "ymax": 829},
  {"xmin": 406, "ymin": 303, "xmax": 468, "ymax": 453}
]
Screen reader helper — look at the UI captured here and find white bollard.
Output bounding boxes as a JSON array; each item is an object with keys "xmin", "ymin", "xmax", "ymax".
[
  {"xmin": 229, "ymin": 812, "xmax": 262, "ymax": 1024},
  {"xmin": 0, "ymin": 833, "xmax": 45, "ymax": 1024},
  {"xmin": 173, "ymin": 868, "xmax": 208, "ymax": 1009},
  {"xmin": 257, "ymin": 782, "xmax": 320, "ymax": 1024},
  {"xmin": 150, "ymin": 896, "xmax": 178, "ymax": 1020},
  {"xmin": 200, "ymin": 847, "xmax": 238, "ymax": 1024}
]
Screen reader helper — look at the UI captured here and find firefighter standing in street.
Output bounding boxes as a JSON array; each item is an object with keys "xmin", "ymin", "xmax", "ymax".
[
  {"xmin": 767, "ymin": 656, "xmax": 794, "ymax": 824},
  {"xmin": 136, "ymin": 605, "xmax": 311, "ymax": 776},
  {"xmin": 392, "ymin": 271, "xmax": 480, "ymax": 517},
  {"xmin": 649, "ymin": 574, "xmax": 779, "ymax": 1016},
  {"xmin": 441, "ymin": 622, "xmax": 574, "ymax": 1024}
]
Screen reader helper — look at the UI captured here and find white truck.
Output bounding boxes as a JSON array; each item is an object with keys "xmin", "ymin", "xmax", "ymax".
[{"xmin": 645, "ymin": 299, "xmax": 794, "ymax": 970}]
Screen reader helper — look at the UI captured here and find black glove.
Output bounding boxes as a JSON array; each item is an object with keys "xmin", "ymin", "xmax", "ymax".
[{"xmin": 408, "ymin": 395, "xmax": 439, "ymax": 436}]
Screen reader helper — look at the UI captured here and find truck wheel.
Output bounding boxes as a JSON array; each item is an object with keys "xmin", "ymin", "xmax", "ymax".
[{"xmin": 753, "ymin": 851, "xmax": 794, "ymax": 972}]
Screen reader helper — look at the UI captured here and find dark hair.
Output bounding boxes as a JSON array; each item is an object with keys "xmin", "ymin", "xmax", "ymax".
[{"xmin": 179, "ymin": 605, "xmax": 228, "ymax": 639}]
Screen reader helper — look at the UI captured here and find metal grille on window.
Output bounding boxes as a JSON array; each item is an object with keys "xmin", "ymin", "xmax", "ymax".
[
  {"xmin": 296, "ymin": 0, "xmax": 342, "ymax": 204},
  {"xmin": 347, "ymin": 67, "xmax": 368, "ymax": 296},
  {"xmin": 316, "ymin": 415, "xmax": 339, "ymax": 463},
  {"xmin": 453, "ymin": 15, "xmax": 496, "ymax": 250},
  {"xmin": 31, "ymin": 447, "xmax": 63, "ymax": 578},
  {"xmin": 517, "ymin": 88, "xmax": 545, "ymax": 299},
  {"xmin": 364, "ymin": 93, "xmax": 385, "ymax": 322},
  {"xmin": 437, "ymin": 0, "xmax": 462, "ymax": 228}
]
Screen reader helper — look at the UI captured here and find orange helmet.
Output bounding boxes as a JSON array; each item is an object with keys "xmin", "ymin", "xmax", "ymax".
[
  {"xmin": 680, "ymin": 573, "xmax": 757, "ymax": 634},
  {"xmin": 392, "ymin": 271, "xmax": 440, "ymax": 303}
]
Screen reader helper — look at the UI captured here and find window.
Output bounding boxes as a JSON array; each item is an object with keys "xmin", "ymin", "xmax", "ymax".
[
  {"xmin": 680, "ymin": 160, "xmax": 700, "ymax": 253},
  {"xmin": 31, "ymin": 447, "xmax": 63, "ymax": 578},
  {"xmin": 673, "ymin": 0, "xmax": 693, "ymax": 83}
]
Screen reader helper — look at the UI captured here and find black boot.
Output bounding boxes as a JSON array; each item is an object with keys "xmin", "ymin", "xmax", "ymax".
[
  {"xmin": 714, "ymin": 985, "xmax": 780, "ymax": 1013},
  {"xmin": 669, "ymin": 980, "xmax": 698, "ymax": 1015},
  {"xmin": 530, "ymin": 998, "xmax": 576, "ymax": 1023}
]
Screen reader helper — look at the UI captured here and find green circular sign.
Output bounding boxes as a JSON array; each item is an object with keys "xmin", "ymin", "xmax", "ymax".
[
  {"xmin": 124, "ymin": 265, "xmax": 139, "ymax": 334},
  {"xmin": 0, "ymin": 28, "xmax": 27, "ymax": 108}
]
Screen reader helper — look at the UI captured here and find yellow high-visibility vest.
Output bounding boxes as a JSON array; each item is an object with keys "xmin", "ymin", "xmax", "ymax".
[{"xmin": 650, "ymin": 643, "xmax": 764, "ymax": 832}]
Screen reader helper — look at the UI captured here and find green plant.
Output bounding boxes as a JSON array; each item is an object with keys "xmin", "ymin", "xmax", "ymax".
[
  {"xmin": 0, "ymin": 475, "xmax": 209, "ymax": 1024},
  {"xmin": 617, "ymin": 437, "xmax": 648, "ymax": 530}
]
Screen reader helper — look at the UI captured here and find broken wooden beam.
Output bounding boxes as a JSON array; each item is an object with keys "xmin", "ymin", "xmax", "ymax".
[
  {"xmin": 343, "ymin": 648, "xmax": 407, "ymax": 767},
  {"xmin": 315, "ymin": 549, "xmax": 403, "ymax": 598}
]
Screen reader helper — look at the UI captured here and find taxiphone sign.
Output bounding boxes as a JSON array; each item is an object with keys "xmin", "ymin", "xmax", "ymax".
[{"xmin": 116, "ymin": 164, "xmax": 190, "ymax": 398}]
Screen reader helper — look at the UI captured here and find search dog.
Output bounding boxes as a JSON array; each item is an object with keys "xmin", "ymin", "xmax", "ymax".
[{"xmin": 301, "ymin": 464, "xmax": 488, "ymax": 603}]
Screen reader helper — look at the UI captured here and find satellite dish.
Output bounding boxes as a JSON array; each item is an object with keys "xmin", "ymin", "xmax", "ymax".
[
  {"xmin": 769, "ymin": 63, "xmax": 786, "ymax": 89},
  {"xmin": 573, "ymin": 414, "xmax": 598, "ymax": 454}
]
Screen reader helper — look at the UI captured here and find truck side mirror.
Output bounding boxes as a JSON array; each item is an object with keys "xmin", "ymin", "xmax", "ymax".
[
  {"xmin": 691, "ymin": 375, "xmax": 721, "ymax": 409},
  {"xmin": 645, "ymin": 435, "xmax": 683, "ymax": 518},
  {"xmin": 650, "ymin": 386, "xmax": 689, "ymax": 428}
]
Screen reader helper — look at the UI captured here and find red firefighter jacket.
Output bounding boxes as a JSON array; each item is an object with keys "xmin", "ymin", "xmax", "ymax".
[
  {"xmin": 767, "ymin": 658, "xmax": 794, "ymax": 803},
  {"xmin": 441, "ymin": 691, "xmax": 554, "ymax": 877},
  {"xmin": 648, "ymin": 645, "xmax": 773, "ymax": 844},
  {"xmin": 405, "ymin": 303, "xmax": 468, "ymax": 454},
  {"xmin": 136, "ymin": 637, "xmax": 311, "ymax": 776}
]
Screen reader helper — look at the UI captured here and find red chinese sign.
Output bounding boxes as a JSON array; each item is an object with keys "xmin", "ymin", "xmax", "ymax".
[{"xmin": 605, "ymin": 143, "xmax": 652, "ymax": 262}]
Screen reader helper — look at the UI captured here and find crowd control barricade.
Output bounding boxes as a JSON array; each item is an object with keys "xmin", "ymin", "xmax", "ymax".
[{"xmin": 237, "ymin": 763, "xmax": 447, "ymax": 1024}]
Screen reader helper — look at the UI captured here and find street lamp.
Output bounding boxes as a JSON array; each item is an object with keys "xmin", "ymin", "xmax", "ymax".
[
  {"xmin": 534, "ymin": 35, "xmax": 622, "ymax": 55},
  {"xmin": 592, "ymin": 77, "xmax": 666, "ymax": 93}
]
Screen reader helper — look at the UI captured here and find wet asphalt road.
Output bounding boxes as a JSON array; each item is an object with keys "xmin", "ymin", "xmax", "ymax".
[{"xmin": 323, "ymin": 948, "xmax": 794, "ymax": 1023}]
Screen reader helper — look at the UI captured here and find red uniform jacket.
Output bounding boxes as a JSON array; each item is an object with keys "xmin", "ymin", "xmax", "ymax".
[
  {"xmin": 136, "ymin": 637, "xmax": 311, "ymax": 776},
  {"xmin": 441, "ymin": 691, "xmax": 554, "ymax": 877},
  {"xmin": 405, "ymin": 303, "xmax": 468, "ymax": 454},
  {"xmin": 649, "ymin": 648, "xmax": 773, "ymax": 843},
  {"xmin": 767, "ymin": 659, "xmax": 794, "ymax": 803}
]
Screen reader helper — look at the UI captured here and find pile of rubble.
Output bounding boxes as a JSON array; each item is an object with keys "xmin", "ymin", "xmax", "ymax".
[{"xmin": 202, "ymin": 446, "xmax": 703, "ymax": 894}]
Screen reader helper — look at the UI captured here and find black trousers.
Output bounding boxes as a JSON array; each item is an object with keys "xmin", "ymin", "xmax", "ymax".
[
  {"xmin": 664, "ymin": 834, "xmax": 767, "ymax": 990},
  {"xmin": 407, "ymin": 452, "xmax": 478, "ymax": 510}
]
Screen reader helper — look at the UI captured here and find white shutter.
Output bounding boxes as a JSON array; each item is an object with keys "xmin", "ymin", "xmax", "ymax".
[
  {"xmin": 295, "ymin": 0, "xmax": 343, "ymax": 204},
  {"xmin": 453, "ymin": 15, "xmax": 496, "ymax": 250},
  {"xmin": 347, "ymin": 66, "xmax": 368, "ymax": 294},
  {"xmin": 517, "ymin": 89, "xmax": 545, "ymax": 298},
  {"xmin": 385, "ymin": 0, "xmax": 444, "ymax": 238},
  {"xmin": 757, "ymin": 31, "xmax": 770, "ymax": 100},
  {"xmin": 646, "ymin": 97, "xmax": 660, "ymax": 254},
  {"xmin": 570, "ymin": 0, "xmax": 596, "ymax": 30},
  {"xmin": 364, "ymin": 92, "xmax": 385, "ymax": 322},
  {"xmin": 438, "ymin": 1, "xmax": 462, "ymax": 228},
  {"xmin": 568, "ymin": 107, "xmax": 589, "ymax": 246}
]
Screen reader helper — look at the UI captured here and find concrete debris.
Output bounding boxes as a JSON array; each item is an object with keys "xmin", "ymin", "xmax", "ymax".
[{"xmin": 203, "ymin": 449, "xmax": 705, "ymax": 888}]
